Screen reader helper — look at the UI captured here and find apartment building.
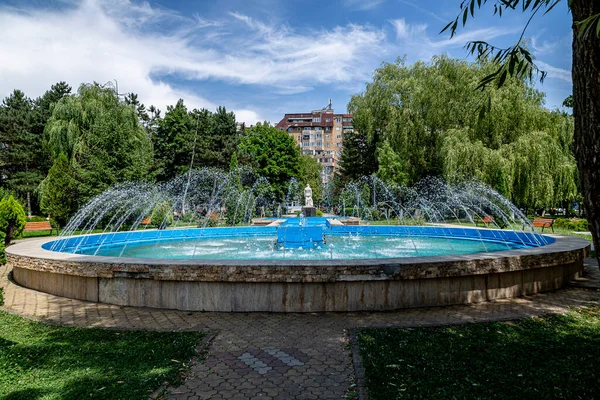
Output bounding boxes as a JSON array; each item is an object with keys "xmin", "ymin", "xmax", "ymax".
[{"xmin": 275, "ymin": 102, "xmax": 353, "ymax": 184}]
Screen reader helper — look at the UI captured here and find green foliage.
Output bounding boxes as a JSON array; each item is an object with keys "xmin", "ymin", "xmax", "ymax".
[
  {"xmin": 150, "ymin": 201, "xmax": 173, "ymax": 229},
  {"xmin": 39, "ymin": 153, "xmax": 79, "ymax": 227},
  {"xmin": 298, "ymin": 155, "xmax": 324, "ymax": 205},
  {"xmin": 0, "ymin": 288, "xmax": 3, "ymax": 306},
  {"xmin": 495, "ymin": 167, "xmax": 508, "ymax": 197},
  {"xmin": 376, "ymin": 140, "xmax": 409, "ymax": 186},
  {"xmin": 0, "ymin": 195, "xmax": 26, "ymax": 245},
  {"xmin": 0, "ymin": 310, "xmax": 204, "ymax": 400},
  {"xmin": 45, "ymin": 83, "xmax": 152, "ymax": 202},
  {"xmin": 153, "ymin": 102, "xmax": 239, "ymax": 182},
  {"xmin": 316, "ymin": 209, "xmax": 323, "ymax": 217},
  {"xmin": 553, "ymin": 217, "xmax": 589, "ymax": 231},
  {"xmin": 352, "ymin": 55, "xmax": 578, "ymax": 209},
  {"xmin": 358, "ymin": 306, "xmax": 600, "ymax": 399},
  {"xmin": 238, "ymin": 122, "xmax": 301, "ymax": 200},
  {"xmin": 339, "ymin": 128, "xmax": 378, "ymax": 182},
  {"xmin": 0, "ymin": 89, "xmax": 54, "ymax": 216}
]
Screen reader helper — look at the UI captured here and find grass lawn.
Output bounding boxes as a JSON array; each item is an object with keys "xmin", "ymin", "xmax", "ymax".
[
  {"xmin": 0, "ymin": 310, "xmax": 205, "ymax": 400},
  {"xmin": 357, "ymin": 306, "xmax": 600, "ymax": 399}
]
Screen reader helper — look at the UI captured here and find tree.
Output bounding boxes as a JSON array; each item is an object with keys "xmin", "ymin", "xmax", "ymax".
[
  {"xmin": 237, "ymin": 122, "xmax": 301, "ymax": 200},
  {"xmin": 196, "ymin": 106, "xmax": 239, "ymax": 170},
  {"xmin": 350, "ymin": 54, "xmax": 576, "ymax": 209},
  {"xmin": 152, "ymin": 99, "xmax": 195, "ymax": 182},
  {"xmin": 0, "ymin": 195, "xmax": 26, "ymax": 245},
  {"xmin": 339, "ymin": 129, "xmax": 378, "ymax": 182},
  {"xmin": 377, "ymin": 140, "xmax": 409, "ymax": 187},
  {"xmin": 45, "ymin": 83, "xmax": 153, "ymax": 202},
  {"xmin": 298, "ymin": 155, "xmax": 324, "ymax": 205},
  {"xmin": 443, "ymin": 0, "xmax": 600, "ymax": 263},
  {"xmin": 0, "ymin": 90, "xmax": 47, "ymax": 217},
  {"xmin": 39, "ymin": 153, "xmax": 79, "ymax": 227}
]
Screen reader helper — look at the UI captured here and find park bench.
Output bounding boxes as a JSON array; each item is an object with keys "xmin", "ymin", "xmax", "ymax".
[
  {"xmin": 531, "ymin": 217, "xmax": 554, "ymax": 233},
  {"xmin": 24, "ymin": 221, "xmax": 57, "ymax": 235},
  {"xmin": 475, "ymin": 215, "xmax": 494, "ymax": 227}
]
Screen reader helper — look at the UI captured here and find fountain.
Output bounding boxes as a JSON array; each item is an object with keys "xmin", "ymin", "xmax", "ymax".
[{"xmin": 6, "ymin": 171, "xmax": 590, "ymax": 312}]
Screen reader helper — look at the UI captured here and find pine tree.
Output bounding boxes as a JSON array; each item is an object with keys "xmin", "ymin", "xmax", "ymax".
[
  {"xmin": 0, "ymin": 90, "xmax": 44, "ymax": 217},
  {"xmin": 339, "ymin": 130, "xmax": 377, "ymax": 182}
]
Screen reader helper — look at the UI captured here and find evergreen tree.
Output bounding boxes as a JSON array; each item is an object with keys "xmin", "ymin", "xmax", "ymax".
[
  {"xmin": 197, "ymin": 106, "xmax": 238, "ymax": 169},
  {"xmin": 152, "ymin": 99, "xmax": 195, "ymax": 181},
  {"xmin": 0, "ymin": 90, "xmax": 45, "ymax": 216},
  {"xmin": 339, "ymin": 129, "xmax": 377, "ymax": 182},
  {"xmin": 39, "ymin": 153, "xmax": 79, "ymax": 227}
]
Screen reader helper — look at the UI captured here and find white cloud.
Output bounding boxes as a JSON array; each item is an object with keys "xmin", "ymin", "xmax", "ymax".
[
  {"xmin": 0, "ymin": 0, "xmax": 385, "ymax": 124},
  {"xmin": 390, "ymin": 18, "xmax": 519, "ymax": 60},
  {"xmin": 537, "ymin": 61, "xmax": 572, "ymax": 83},
  {"xmin": 343, "ymin": 0, "xmax": 386, "ymax": 11}
]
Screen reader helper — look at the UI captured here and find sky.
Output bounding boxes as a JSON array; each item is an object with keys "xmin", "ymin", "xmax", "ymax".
[{"xmin": 0, "ymin": 0, "xmax": 573, "ymax": 125}]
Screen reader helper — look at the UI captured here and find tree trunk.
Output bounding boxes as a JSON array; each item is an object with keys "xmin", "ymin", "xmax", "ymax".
[{"xmin": 572, "ymin": 0, "xmax": 600, "ymax": 264}]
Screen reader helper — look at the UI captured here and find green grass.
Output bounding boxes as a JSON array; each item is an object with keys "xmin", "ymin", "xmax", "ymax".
[
  {"xmin": 357, "ymin": 307, "xmax": 600, "ymax": 399},
  {"xmin": 0, "ymin": 311, "xmax": 205, "ymax": 400}
]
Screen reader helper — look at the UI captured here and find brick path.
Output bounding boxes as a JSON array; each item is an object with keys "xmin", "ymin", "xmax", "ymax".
[{"xmin": 2, "ymin": 262, "xmax": 600, "ymax": 399}]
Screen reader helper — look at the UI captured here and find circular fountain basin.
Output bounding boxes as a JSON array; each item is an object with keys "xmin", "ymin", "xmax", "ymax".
[{"xmin": 6, "ymin": 225, "xmax": 589, "ymax": 312}]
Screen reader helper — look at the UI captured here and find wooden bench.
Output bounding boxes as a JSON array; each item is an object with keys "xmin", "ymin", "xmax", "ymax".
[
  {"xmin": 24, "ymin": 221, "xmax": 56, "ymax": 235},
  {"xmin": 475, "ymin": 215, "xmax": 494, "ymax": 227},
  {"xmin": 531, "ymin": 217, "xmax": 554, "ymax": 232}
]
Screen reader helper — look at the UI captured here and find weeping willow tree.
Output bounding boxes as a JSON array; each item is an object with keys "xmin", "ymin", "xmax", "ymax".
[
  {"xmin": 350, "ymin": 54, "xmax": 578, "ymax": 210},
  {"xmin": 44, "ymin": 83, "xmax": 153, "ymax": 203}
]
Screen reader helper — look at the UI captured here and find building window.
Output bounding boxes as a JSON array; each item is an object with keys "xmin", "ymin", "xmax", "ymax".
[
  {"xmin": 337, "ymin": 143, "xmax": 342, "ymax": 147},
  {"xmin": 288, "ymin": 127, "xmax": 293, "ymax": 132},
  {"xmin": 304, "ymin": 127, "xmax": 311, "ymax": 130},
  {"xmin": 297, "ymin": 136, "xmax": 301, "ymax": 140},
  {"xmin": 343, "ymin": 117, "xmax": 352, "ymax": 122},
  {"xmin": 325, "ymin": 127, "xmax": 331, "ymax": 131},
  {"xmin": 315, "ymin": 127, "xmax": 321, "ymax": 130},
  {"xmin": 336, "ymin": 126, "xmax": 341, "ymax": 131},
  {"xmin": 326, "ymin": 143, "xmax": 330, "ymax": 148},
  {"xmin": 335, "ymin": 117, "xmax": 341, "ymax": 123},
  {"xmin": 336, "ymin": 134, "xmax": 342, "ymax": 139},
  {"xmin": 313, "ymin": 117, "xmax": 321, "ymax": 122},
  {"xmin": 325, "ymin": 118, "xmax": 331, "ymax": 122}
]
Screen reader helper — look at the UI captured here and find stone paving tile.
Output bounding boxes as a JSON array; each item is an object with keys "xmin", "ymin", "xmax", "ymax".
[{"xmin": 2, "ymin": 262, "xmax": 600, "ymax": 399}]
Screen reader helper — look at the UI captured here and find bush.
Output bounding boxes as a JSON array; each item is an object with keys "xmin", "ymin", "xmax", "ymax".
[
  {"xmin": 553, "ymin": 217, "xmax": 589, "ymax": 232},
  {"xmin": 150, "ymin": 201, "xmax": 173, "ymax": 230},
  {"xmin": 316, "ymin": 209, "xmax": 323, "ymax": 217},
  {"xmin": 0, "ymin": 287, "xmax": 3, "ymax": 306},
  {"xmin": 0, "ymin": 195, "xmax": 27, "ymax": 245}
]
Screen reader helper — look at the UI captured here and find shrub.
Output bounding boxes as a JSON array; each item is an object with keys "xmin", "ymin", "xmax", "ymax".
[
  {"xmin": 316, "ymin": 209, "xmax": 323, "ymax": 217},
  {"xmin": 0, "ymin": 287, "xmax": 3, "ymax": 306},
  {"xmin": 0, "ymin": 195, "xmax": 27, "ymax": 245},
  {"xmin": 150, "ymin": 201, "xmax": 173, "ymax": 230},
  {"xmin": 553, "ymin": 217, "xmax": 589, "ymax": 232}
]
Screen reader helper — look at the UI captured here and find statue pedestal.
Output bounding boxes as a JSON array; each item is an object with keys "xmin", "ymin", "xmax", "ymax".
[{"xmin": 302, "ymin": 206, "xmax": 316, "ymax": 217}]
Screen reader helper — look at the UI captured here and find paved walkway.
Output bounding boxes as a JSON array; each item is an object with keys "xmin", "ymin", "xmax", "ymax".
[{"xmin": 2, "ymin": 262, "xmax": 600, "ymax": 400}]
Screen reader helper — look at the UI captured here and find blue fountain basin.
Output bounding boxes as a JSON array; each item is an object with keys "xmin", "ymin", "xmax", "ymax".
[{"xmin": 42, "ymin": 223, "xmax": 554, "ymax": 261}]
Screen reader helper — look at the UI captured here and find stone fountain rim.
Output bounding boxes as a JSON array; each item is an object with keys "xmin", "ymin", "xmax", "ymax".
[{"xmin": 5, "ymin": 233, "xmax": 589, "ymax": 280}]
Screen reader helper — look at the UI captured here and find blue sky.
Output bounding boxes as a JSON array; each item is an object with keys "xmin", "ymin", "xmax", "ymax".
[{"xmin": 0, "ymin": 0, "xmax": 573, "ymax": 124}]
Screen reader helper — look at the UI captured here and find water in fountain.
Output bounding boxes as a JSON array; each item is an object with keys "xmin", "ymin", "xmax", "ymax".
[{"xmin": 51, "ymin": 171, "xmax": 549, "ymax": 259}]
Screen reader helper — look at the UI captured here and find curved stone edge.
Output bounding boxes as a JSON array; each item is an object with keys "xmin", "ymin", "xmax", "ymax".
[{"xmin": 5, "ymin": 235, "xmax": 590, "ymax": 283}]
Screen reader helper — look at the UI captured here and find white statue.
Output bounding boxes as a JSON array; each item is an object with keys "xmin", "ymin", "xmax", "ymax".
[{"xmin": 304, "ymin": 184, "xmax": 313, "ymax": 207}]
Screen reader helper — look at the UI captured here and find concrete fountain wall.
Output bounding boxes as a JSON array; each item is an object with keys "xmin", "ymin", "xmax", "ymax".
[{"xmin": 6, "ymin": 235, "xmax": 589, "ymax": 312}]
